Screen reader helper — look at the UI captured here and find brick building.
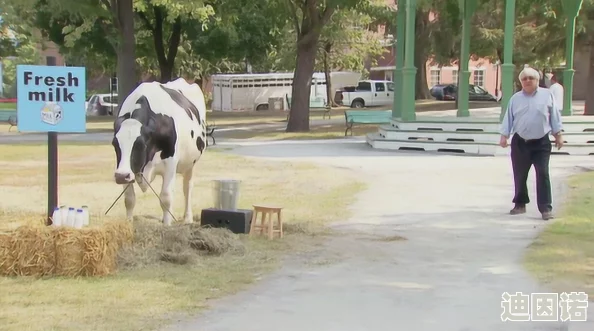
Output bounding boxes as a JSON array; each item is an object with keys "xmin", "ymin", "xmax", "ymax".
[{"xmin": 367, "ymin": 2, "xmax": 501, "ymax": 97}]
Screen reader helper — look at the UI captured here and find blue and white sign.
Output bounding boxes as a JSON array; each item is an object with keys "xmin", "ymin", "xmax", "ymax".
[{"xmin": 16, "ymin": 65, "xmax": 86, "ymax": 133}]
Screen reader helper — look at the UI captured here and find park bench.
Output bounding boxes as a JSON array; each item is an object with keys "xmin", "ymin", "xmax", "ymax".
[
  {"xmin": 205, "ymin": 121, "xmax": 217, "ymax": 146},
  {"xmin": 344, "ymin": 110, "xmax": 391, "ymax": 136},
  {"xmin": 285, "ymin": 94, "xmax": 331, "ymax": 121},
  {"xmin": 6, "ymin": 115, "xmax": 17, "ymax": 132}
]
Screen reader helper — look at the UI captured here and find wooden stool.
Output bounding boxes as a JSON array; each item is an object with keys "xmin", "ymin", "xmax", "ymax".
[{"xmin": 250, "ymin": 205, "xmax": 283, "ymax": 239}]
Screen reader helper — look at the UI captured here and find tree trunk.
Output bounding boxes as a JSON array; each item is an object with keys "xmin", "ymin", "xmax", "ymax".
[
  {"xmin": 137, "ymin": 7, "xmax": 182, "ymax": 83},
  {"xmin": 115, "ymin": 0, "xmax": 136, "ymax": 116},
  {"xmin": 414, "ymin": 9, "xmax": 431, "ymax": 100},
  {"xmin": 584, "ymin": 44, "xmax": 594, "ymax": 115},
  {"xmin": 414, "ymin": 50, "xmax": 430, "ymax": 99},
  {"xmin": 322, "ymin": 41, "xmax": 338, "ymax": 108},
  {"xmin": 287, "ymin": 39, "xmax": 318, "ymax": 132}
]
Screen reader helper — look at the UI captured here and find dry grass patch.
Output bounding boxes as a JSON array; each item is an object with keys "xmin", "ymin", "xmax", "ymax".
[
  {"xmin": 0, "ymin": 142, "xmax": 366, "ymax": 331},
  {"xmin": 524, "ymin": 171, "xmax": 594, "ymax": 297}
]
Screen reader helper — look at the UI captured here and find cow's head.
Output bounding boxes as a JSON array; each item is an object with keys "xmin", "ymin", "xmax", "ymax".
[{"xmin": 112, "ymin": 97, "xmax": 157, "ymax": 185}]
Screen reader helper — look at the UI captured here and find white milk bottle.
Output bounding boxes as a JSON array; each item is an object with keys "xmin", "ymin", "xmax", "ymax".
[
  {"xmin": 60, "ymin": 205, "xmax": 68, "ymax": 221},
  {"xmin": 81, "ymin": 205, "xmax": 89, "ymax": 226},
  {"xmin": 66, "ymin": 207, "xmax": 76, "ymax": 227},
  {"xmin": 51, "ymin": 207, "xmax": 62, "ymax": 226},
  {"xmin": 74, "ymin": 209, "xmax": 84, "ymax": 229}
]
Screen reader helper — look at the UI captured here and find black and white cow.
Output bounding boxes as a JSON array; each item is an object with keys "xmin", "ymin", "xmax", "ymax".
[{"xmin": 112, "ymin": 78, "xmax": 208, "ymax": 226}]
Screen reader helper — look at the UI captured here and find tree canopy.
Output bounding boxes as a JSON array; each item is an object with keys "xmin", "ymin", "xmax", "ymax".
[{"xmin": 1, "ymin": 0, "xmax": 593, "ymax": 119}]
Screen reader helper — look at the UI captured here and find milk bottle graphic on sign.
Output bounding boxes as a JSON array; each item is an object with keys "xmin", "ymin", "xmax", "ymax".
[{"xmin": 40, "ymin": 102, "xmax": 63, "ymax": 125}]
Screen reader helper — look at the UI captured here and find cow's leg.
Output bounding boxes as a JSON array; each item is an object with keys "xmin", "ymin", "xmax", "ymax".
[
  {"xmin": 160, "ymin": 160, "xmax": 177, "ymax": 226},
  {"xmin": 124, "ymin": 184, "xmax": 136, "ymax": 221},
  {"xmin": 182, "ymin": 167, "xmax": 195, "ymax": 224}
]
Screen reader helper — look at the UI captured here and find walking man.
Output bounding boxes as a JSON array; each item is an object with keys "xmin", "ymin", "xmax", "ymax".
[{"xmin": 499, "ymin": 67, "xmax": 564, "ymax": 220}]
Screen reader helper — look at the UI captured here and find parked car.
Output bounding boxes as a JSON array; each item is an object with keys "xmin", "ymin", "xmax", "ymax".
[
  {"xmin": 430, "ymin": 83, "xmax": 497, "ymax": 102},
  {"xmin": 334, "ymin": 80, "xmax": 394, "ymax": 108},
  {"xmin": 86, "ymin": 93, "xmax": 119, "ymax": 116}
]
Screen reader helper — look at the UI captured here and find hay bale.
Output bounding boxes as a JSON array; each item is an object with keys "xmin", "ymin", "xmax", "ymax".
[
  {"xmin": 0, "ymin": 233, "xmax": 12, "ymax": 275},
  {"xmin": 53, "ymin": 227, "xmax": 86, "ymax": 277},
  {"xmin": 103, "ymin": 220, "xmax": 134, "ymax": 248},
  {"xmin": 0, "ymin": 225, "xmax": 56, "ymax": 276},
  {"xmin": 0, "ymin": 220, "xmax": 133, "ymax": 278}
]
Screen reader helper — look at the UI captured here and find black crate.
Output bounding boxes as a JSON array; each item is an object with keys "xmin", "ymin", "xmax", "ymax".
[{"xmin": 200, "ymin": 208, "xmax": 253, "ymax": 234}]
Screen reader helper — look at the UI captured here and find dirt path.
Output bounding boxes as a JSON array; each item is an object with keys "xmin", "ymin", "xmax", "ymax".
[{"xmin": 164, "ymin": 140, "xmax": 594, "ymax": 331}]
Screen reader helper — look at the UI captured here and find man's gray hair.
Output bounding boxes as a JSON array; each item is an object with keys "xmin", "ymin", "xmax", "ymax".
[{"xmin": 519, "ymin": 67, "xmax": 540, "ymax": 81}]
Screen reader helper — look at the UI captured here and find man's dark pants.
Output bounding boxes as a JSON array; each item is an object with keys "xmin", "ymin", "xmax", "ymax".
[{"xmin": 510, "ymin": 133, "xmax": 553, "ymax": 213}]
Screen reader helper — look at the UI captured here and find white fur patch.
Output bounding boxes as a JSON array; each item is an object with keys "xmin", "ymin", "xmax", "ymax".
[
  {"xmin": 117, "ymin": 80, "xmax": 206, "ymax": 122},
  {"xmin": 115, "ymin": 119, "xmax": 142, "ymax": 173}
]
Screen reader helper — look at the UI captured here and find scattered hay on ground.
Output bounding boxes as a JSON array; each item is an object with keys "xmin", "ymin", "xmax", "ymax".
[
  {"xmin": 117, "ymin": 216, "xmax": 246, "ymax": 270},
  {"xmin": 282, "ymin": 221, "xmax": 332, "ymax": 237},
  {"xmin": 0, "ymin": 215, "xmax": 133, "ymax": 277}
]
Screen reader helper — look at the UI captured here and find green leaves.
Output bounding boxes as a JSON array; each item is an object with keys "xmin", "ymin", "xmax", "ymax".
[{"xmin": 316, "ymin": 6, "xmax": 385, "ymax": 73}]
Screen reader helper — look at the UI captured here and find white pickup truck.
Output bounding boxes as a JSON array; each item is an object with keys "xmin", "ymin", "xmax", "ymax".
[{"xmin": 334, "ymin": 80, "xmax": 394, "ymax": 108}]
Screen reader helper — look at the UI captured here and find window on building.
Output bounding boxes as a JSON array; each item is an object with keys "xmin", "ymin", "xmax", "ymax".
[
  {"xmin": 430, "ymin": 69, "xmax": 441, "ymax": 88},
  {"xmin": 452, "ymin": 70, "xmax": 459, "ymax": 84},
  {"xmin": 473, "ymin": 69, "xmax": 485, "ymax": 87},
  {"xmin": 45, "ymin": 56, "xmax": 57, "ymax": 66}
]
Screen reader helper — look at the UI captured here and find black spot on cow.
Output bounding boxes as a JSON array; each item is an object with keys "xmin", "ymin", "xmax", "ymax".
[
  {"xmin": 159, "ymin": 85, "xmax": 202, "ymax": 125},
  {"xmin": 112, "ymin": 95, "xmax": 178, "ymax": 174},
  {"xmin": 111, "ymin": 136, "xmax": 123, "ymax": 171},
  {"xmin": 191, "ymin": 130, "xmax": 194, "ymax": 138},
  {"xmin": 196, "ymin": 136, "xmax": 206, "ymax": 153}
]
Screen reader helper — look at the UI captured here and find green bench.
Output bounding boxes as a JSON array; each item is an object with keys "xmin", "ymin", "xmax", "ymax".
[{"xmin": 344, "ymin": 110, "xmax": 392, "ymax": 136}]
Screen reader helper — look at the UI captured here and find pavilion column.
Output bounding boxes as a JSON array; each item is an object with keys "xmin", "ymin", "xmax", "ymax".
[
  {"xmin": 392, "ymin": 0, "xmax": 407, "ymax": 119},
  {"xmin": 561, "ymin": 0, "xmax": 584, "ymax": 116},
  {"xmin": 499, "ymin": 0, "xmax": 516, "ymax": 120},
  {"xmin": 456, "ymin": 0, "xmax": 478, "ymax": 117},
  {"xmin": 400, "ymin": 0, "xmax": 417, "ymax": 121}
]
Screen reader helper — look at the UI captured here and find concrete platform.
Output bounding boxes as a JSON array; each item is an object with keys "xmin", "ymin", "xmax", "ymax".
[{"xmin": 368, "ymin": 106, "xmax": 594, "ymax": 156}]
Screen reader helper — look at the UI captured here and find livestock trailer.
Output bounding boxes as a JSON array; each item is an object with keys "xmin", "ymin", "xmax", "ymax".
[{"xmin": 210, "ymin": 71, "xmax": 361, "ymax": 112}]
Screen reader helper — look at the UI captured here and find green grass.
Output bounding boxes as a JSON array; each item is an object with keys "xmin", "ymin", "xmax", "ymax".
[
  {"xmin": 524, "ymin": 170, "xmax": 594, "ymax": 297},
  {"xmin": 0, "ymin": 102, "xmax": 16, "ymax": 110}
]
